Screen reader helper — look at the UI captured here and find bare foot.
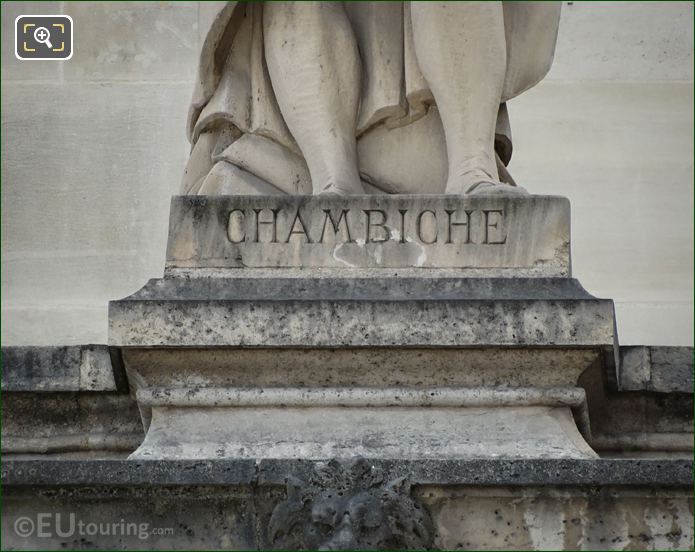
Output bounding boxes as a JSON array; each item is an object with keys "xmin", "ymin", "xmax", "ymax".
[
  {"xmin": 316, "ymin": 180, "xmax": 366, "ymax": 195},
  {"xmin": 465, "ymin": 181, "xmax": 529, "ymax": 196},
  {"xmin": 445, "ymin": 162, "xmax": 502, "ymax": 195},
  {"xmin": 445, "ymin": 167, "xmax": 528, "ymax": 195}
]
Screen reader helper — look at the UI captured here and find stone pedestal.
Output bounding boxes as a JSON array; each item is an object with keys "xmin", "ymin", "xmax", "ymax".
[
  {"xmin": 4, "ymin": 194, "xmax": 692, "ymax": 551},
  {"xmin": 109, "ymin": 195, "xmax": 617, "ymax": 462}
]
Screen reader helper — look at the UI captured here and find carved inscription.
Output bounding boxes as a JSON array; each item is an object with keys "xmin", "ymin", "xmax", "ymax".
[
  {"xmin": 227, "ymin": 207, "xmax": 506, "ymax": 246},
  {"xmin": 168, "ymin": 195, "xmax": 571, "ymax": 273}
]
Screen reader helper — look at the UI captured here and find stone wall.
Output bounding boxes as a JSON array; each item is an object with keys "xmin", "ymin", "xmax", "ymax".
[
  {"xmin": 1, "ymin": 1, "xmax": 693, "ymax": 346},
  {"xmin": 3, "ymin": 458, "xmax": 693, "ymax": 550}
]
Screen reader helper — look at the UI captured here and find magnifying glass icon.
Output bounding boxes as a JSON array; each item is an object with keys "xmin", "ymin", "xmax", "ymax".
[{"xmin": 33, "ymin": 26, "xmax": 53, "ymax": 49}]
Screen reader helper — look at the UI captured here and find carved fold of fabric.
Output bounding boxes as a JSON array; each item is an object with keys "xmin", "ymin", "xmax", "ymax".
[
  {"xmin": 184, "ymin": 1, "xmax": 561, "ymax": 194},
  {"xmin": 344, "ymin": 2, "xmax": 407, "ymax": 135},
  {"xmin": 192, "ymin": 3, "xmax": 297, "ymax": 155},
  {"xmin": 189, "ymin": 2, "xmax": 558, "ymax": 141}
]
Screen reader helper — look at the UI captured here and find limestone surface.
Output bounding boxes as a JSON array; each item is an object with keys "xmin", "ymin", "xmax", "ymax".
[
  {"xmin": 183, "ymin": 3, "xmax": 562, "ymax": 195},
  {"xmin": 166, "ymin": 194, "xmax": 571, "ymax": 275}
]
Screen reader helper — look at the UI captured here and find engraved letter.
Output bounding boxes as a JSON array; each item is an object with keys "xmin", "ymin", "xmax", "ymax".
[
  {"xmin": 227, "ymin": 209, "xmax": 246, "ymax": 244},
  {"xmin": 364, "ymin": 209, "xmax": 389, "ymax": 243},
  {"xmin": 319, "ymin": 209, "xmax": 353, "ymax": 243},
  {"xmin": 253, "ymin": 208, "xmax": 279, "ymax": 243},
  {"xmin": 285, "ymin": 209, "xmax": 313, "ymax": 243},
  {"xmin": 416, "ymin": 210, "xmax": 438, "ymax": 244},
  {"xmin": 483, "ymin": 209, "xmax": 507, "ymax": 245},
  {"xmin": 445, "ymin": 209, "xmax": 473, "ymax": 244},
  {"xmin": 398, "ymin": 209, "xmax": 407, "ymax": 243}
]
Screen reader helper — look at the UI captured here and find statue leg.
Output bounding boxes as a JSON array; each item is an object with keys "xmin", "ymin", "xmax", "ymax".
[
  {"xmin": 263, "ymin": 2, "xmax": 364, "ymax": 195},
  {"xmin": 411, "ymin": 1, "xmax": 508, "ymax": 194}
]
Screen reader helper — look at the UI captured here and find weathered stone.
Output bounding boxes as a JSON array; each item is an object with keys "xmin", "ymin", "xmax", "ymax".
[
  {"xmin": 111, "ymin": 210, "xmax": 617, "ymax": 462},
  {"xmin": 1, "ymin": 345, "xmax": 140, "ymax": 456},
  {"xmin": 1, "ymin": 459, "xmax": 693, "ymax": 550},
  {"xmin": 267, "ymin": 458, "xmax": 434, "ymax": 550},
  {"xmin": 2, "ymin": 485, "xmax": 257, "ymax": 550},
  {"xmin": 580, "ymin": 356, "xmax": 693, "ymax": 455},
  {"xmin": 121, "ymin": 348, "xmax": 602, "ymax": 389},
  {"xmin": 166, "ymin": 195, "xmax": 571, "ymax": 275},
  {"xmin": 649, "ymin": 346, "xmax": 693, "ymax": 393},
  {"xmin": 619, "ymin": 346, "xmax": 693, "ymax": 393},
  {"xmin": 2, "ymin": 393, "xmax": 142, "ymax": 456},
  {"xmin": 3, "ymin": 458, "xmax": 692, "ymax": 488},
  {"xmin": 118, "ymin": 341, "xmax": 606, "ymax": 461},
  {"xmin": 422, "ymin": 485, "xmax": 694, "ymax": 551},
  {"xmin": 109, "ymin": 276, "xmax": 616, "ymax": 349},
  {"xmin": 1, "ymin": 345, "xmax": 123, "ymax": 392},
  {"xmin": 131, "ymin": 403, "xmax": 595, "ymax": 461},
  {"xmin": 618, "ymin": 346, "xmax": 651, "ymax": 391}
]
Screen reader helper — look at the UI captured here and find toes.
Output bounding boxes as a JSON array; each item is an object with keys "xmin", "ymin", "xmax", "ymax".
[
  {"xmin": 316, "ymin": 181, "xmax": 365, "ymax": 195},
  {"xmin": 467, "ymin": 182, "xmax": 529, "ymax": 196},
  {"xmin": 446, "ymin": 179, "xmax": 529, "ymax": 196}
]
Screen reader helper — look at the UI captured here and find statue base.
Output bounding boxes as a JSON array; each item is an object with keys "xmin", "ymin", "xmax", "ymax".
[
  {"xmin": 4, "ymin": 195, "xmax": 692, "ymax": 550},
  {"xmin": 109, "ymin": 194, "xmax": 617, "ymax": 462}
]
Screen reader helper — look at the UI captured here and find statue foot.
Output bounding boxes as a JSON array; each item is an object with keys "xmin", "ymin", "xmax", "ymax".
[
  {"xmin": 316, "ymin": 180, "xmax": 366, "ymax": 196},
  {"xmin": 446, "ymin": 180, "xmax": 528, "ymax": 196},
  {"xmin": 466, "ymin": 181, "xmax": 529, "ymax": 196}
]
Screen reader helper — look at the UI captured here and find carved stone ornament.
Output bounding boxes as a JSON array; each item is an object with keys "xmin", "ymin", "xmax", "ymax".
[{"xmin": 268, "ymin": 458, "xmax": 434, "ymax": 550}]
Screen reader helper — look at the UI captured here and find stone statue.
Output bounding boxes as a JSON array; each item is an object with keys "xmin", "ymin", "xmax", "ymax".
[{"xmin": 182, "ymin": 1, "xmax": 561, "ymax": 197}]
